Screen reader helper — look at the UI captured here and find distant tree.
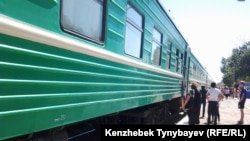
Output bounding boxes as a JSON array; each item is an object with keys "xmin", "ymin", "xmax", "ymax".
[
  {"xmin": 238, "ymin": 48, "xmax": 250, "ymax": 80},
  {"xmin": 220, "ymin": 57, "xmax": 227, "ymax": 74},
  {"xmin": 222, "ymin": 72, "xmax": 233, "ymax": 87},
  {"xmin": 221, "ymin": 41, "xmax": 250, "ymax": 85}
]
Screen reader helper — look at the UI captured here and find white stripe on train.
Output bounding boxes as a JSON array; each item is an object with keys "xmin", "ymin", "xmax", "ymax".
[{"xmin": 0, "ymin": 14, "xmax": 182, "ymax": 79}]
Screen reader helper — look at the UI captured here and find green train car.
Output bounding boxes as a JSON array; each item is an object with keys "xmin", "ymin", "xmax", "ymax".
[
  {"xmin": 188, "ymin": 49, "xmax": 213, "ymax": 89},
  {"xmin": 0, "ymin": 0, "xmax": 211, "ymax": 140}
]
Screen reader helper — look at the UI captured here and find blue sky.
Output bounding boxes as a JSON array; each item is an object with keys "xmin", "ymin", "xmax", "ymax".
[{"xmin": 159, "ymin": 0, "xmax": 250, "ymax": 83}]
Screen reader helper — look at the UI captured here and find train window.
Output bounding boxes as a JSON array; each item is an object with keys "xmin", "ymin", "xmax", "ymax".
[
  {"xmin": 124, "ymin": 4, "xmax": 143, "ymax": 58},
  {"xmin": 167, "ymin": 42, "xmax": 172, "ymax": 69},
  {"xmin": 193, "ymin": 65, "xmax": 196, "ymax": 78},
  {"xmin": 151, "ymin": 28, "xmax": 162, "ymax": 65},
  {"xmin": 181, "ymin": 53, "xmax": 184, "ymax": 73},
  {"xmin": 61, "ymin": 0, "xmax": 105, "ymax": 43},
  {"xmin": 188, "ymin": 57, "xmax": 191, "ymax": 75},
  {"xmin": 176, "ymin": 49, "xmax": 179, "ymax": 72}
]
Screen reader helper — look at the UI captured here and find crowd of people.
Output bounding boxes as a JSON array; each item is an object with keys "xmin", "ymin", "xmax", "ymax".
[{"xmin": 181, "ymin": 81, "xmax": 247, "ymax": 125}]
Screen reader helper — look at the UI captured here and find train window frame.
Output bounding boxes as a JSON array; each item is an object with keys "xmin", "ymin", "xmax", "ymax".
[
  {"xmin": 151, "ymin": 28, "xmax": 162, "ymax": 66},
  {"xmin": 180, "ymin": 53, "xmax": 184, "ymax": 74},
  {"xmin": 124, "ymin": 4, "xmax": 144, "ymax": 59},
  {"xmin": 167, "ymin": 42, "xmax": 172, "ymax": 69},
  {"xmin": 193, "ymin": 65, "xmax": 196, "ymax": 78},
  {"xmin": 176, "ymin": 49, "xmax": 179, "ymax": 72},
  {"xmin": 60, "ymin": 0, "xmax": 106, "ymax": 45}
]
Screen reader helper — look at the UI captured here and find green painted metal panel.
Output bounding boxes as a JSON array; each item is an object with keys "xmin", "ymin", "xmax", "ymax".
[
  {"xmin": 0, "ymin": 0, "xmax": 60, "ymax": 32},
  {"xmin": 161, "ymin": 41, "xmax": 168, "ymax": 69},
  {"xmin": 0, "ymin": 34, "xmax": 182, "ymax": 140},
  {"xmin": 0, "ymin": 0, "xmax": 189, "ymax": 140},
  {"xmin": 105, "ymin": 0, "xmax": 126, "ymax": 54}
]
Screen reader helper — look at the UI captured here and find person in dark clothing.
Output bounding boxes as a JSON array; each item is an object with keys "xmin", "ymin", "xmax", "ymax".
[
  {"xmin": 191, "ymin": 82, "xmax": 201, "ymax": 124},
  {"xmin": 237, "ymin": 81, "xmax": 247, "ymax": 125},
  {"xmin": 182, "ymin": 82, "xmax": 201, "ymax": 125},
  {"xmin": 212, "ymin": 102, "xmax": 220, "ymax": 123},
  {"xmin": 182, "ymin": 92, "xmax": 195, "ymax": 125},
  {"xmin": 200, "ymin": 86, "xmax": 207, "ymax": 118}
]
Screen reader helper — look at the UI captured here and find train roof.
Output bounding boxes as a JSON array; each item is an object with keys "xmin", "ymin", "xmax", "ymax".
[
  {"xmin": 157, "ymin": 0, "xmax": 188, "ymax": 47},
  {"xmin": 157, "ymin": 1, "xmax": 207, "ymax": 71}
]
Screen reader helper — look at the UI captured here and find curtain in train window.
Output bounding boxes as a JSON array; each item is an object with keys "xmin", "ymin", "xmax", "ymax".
[
  {"xmin": 124, "ymin": 4, "xmax": 143, "ymax": 58},
  {"xmin": 151, "ymin": 29, "xmax": 162, "ymax": 65},
  {"xmin": 61, "ymin": 0, "xmax": 104, "ymax": 42}
]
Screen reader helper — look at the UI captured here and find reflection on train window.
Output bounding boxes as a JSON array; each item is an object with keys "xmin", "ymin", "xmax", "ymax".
[
  {"xmin": 124, "ymin": 4, "xmax": 143, "ymax": 58},
  {"xmin": 151, "ymin": 28, "xmax": 162, "ymax": 65},
  {"xmin": 61, "ymin": 0, "xmax": 105, "ymax": 43}
]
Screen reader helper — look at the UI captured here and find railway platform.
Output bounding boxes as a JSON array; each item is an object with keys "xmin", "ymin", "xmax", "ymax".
[{"xmin": 177, "ymin": 97, "xmax": 250, "ymax": 125}]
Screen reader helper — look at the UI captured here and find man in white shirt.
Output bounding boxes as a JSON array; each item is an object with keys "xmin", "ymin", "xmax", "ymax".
[{"xmin": 206, "ymin": 82, "xmax": 224, "ymax": 125}]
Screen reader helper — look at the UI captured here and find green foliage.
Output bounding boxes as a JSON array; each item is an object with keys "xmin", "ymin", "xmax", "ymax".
[
  {"xmin": 220, "ymin": 57, "xmax": 227, "ymax": 74},
  {"xmin": 220, "ymin": 41, "xmax": 250, "ymax": 86}
]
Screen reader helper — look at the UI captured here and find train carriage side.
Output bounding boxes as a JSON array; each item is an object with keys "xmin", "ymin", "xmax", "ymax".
[
  {"xmin": 187, "ymin": 50, "xmax": 210, "ymax": 89},
  {"xmin": 0, "ymin": 0, "xmax": 188, "ymax": 140}
]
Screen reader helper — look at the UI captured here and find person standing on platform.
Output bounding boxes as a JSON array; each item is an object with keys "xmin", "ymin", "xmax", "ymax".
[
  {"xmin": 191, "ymin": 82, "xmax": 201, "ymax": 124},
  {"xmin": 230, "ymin": 87, "xmax": 234, "ymax": 99},
  {"xmin": 200, "ymin": 86, "xmax": 207, "ymax": 118},
  {"xmin": 206, "ymin": 82, "xmax": 224, "ymax": 125},
  {"xmin": 212, "ymin": 101, "xmax": 221, "ymax": 124},
  {"xmin": 181, "ymin": 91, "xmax": 194, "ymax": 125},
  {"xmin": 224, "ymin": 86, "xmax": 230, "ymax": 100},
  {"xmin": 181, "ymin": 82, "xmax": 201, "ymax": 125},
  {"xmin": 237, "ymin": 81, "xmax": 247, "ymax": 125}
]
